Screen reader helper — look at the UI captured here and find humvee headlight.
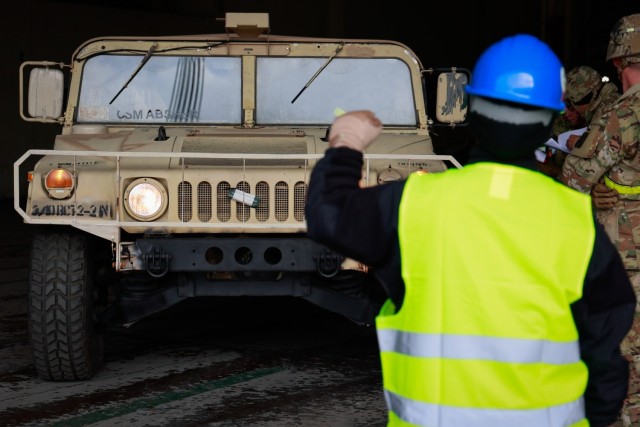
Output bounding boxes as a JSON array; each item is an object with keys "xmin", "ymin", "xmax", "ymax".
[
  {"xmin": 44, "ymin": 168, "xmax": 75, "ymax": 199},
  {"xmin": 124, "ymin": 178, "xmax": 167, "ymax": 221}
]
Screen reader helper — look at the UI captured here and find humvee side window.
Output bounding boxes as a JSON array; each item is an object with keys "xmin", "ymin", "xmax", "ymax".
[
  {"xmin": 256, "ymin": 57, "xmax": 416, "ymax": 125},
  {"xmin": 77, "ymin": 55, "xmax": 242, "ymax": 124}
]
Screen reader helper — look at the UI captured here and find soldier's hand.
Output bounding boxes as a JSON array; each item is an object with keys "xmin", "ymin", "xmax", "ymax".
[
  {"xmin": 329, "ymin": 110, "xmax": 382, "ymax": 152},
  {"xmin": 591, "ymin": 182, "xmax": 619, "ymax": 209}
]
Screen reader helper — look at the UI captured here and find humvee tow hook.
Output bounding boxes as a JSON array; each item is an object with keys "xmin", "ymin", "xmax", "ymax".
[
  {"xmin": 143, "ymin": 247, "xmax": 171, "ymax": 278},
  {"xmin": 314, "ymin": 249, "xmax": 344, "ymax": 278}
]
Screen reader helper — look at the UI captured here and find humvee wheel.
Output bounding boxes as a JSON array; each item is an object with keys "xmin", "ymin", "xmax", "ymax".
[{"xmin": 28, "ymin": 232, "xmax": 103, "ymax": 381}]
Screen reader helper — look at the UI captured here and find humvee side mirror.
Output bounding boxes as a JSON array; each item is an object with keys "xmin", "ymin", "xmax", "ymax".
[
  {"xmin": 19, "ymin": 63, "xmax": 65, "ymax": 122},
  {"xmin": 424, "ymin": 67, "xmax": 470, "ymax": 128},
  {"xmin": 435, "ymin": 71, "xmax": 468, "ymax": 124}
]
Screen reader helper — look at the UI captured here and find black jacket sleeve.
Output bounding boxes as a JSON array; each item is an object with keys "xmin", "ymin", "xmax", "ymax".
[
  {"xmin": 574, "ymin": 219, "xmax": 636, "ymax": 427},
  {"xmin": 305, "ymin": 147, "xmax": 405, "ymax": 307}
]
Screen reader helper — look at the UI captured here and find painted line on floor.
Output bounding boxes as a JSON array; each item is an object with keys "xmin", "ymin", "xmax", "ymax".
[{"xmin": 50, "ymin": 366, "xmax": 285, "ymax": 427}]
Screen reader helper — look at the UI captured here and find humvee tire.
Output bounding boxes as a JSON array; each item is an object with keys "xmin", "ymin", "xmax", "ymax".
[{"xmin": 28, "ymin": 232, "xmax": 103, "ymax": 381}]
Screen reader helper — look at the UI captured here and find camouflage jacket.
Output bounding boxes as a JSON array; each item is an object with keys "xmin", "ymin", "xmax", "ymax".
[
  {"xmin": 552, "ymin": 114, "xmax": 579, "ymax": 137},
  {"xmin": 546, "ymin": 82, "xmax": 620, "ymax": 180},
  {"xmin": 561, "ymin": 83, "xmax": 640, "ymax": 270},
  {"xmin": 561, "ymin": 82, "xmax": 640, "ymax": 198},
  {"xmin": 584, "ymin": 81, "xmax": 620, "ymax": 123},
  {"xmin": 552, "ymin": 81, "xmax": 619, "ymax": 137}
]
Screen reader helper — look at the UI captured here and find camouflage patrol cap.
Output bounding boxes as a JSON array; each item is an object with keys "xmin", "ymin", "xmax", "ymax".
[
  {"xmin": 565, "ymin": 66, "xmax": 601, "ymax": 103},
  {"xmin": 607, "ymin": 13, "xmax": 640, "ymax": 62}
]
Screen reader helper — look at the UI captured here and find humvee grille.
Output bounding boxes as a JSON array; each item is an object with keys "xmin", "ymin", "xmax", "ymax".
[
  {"xmin": 177, "ymin": 180, "xmax": 308, "ymax": 223},
  {"xmin": 197, "ymin": 182, "xmax": 212, "ymax": 221},
  {"xmin": 236, "ymin": 181, "xmax": 250, "ymax": 222},
  {"xmin": 178, "ymin": 182, "xmax": 193, "ymax": 222},
  {"xmin": 256, "ymin": 182, "xmax": 269, "ymax": 221},
  {"xmin": 275, "ymin": 181, "xmax": 288, "ymax": 222},
  {"xmin": 216, "ymin": 182, "xmax": 231, "ymax": 222},
  {"xmin": 294, "ymin": 182, "xmax": 307, "ymax": 222}
]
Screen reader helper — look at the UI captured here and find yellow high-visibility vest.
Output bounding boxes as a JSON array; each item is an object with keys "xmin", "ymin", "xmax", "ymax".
[{"xmin": 377, "ymin": 162, "xmax": 594, "ymax": 427}]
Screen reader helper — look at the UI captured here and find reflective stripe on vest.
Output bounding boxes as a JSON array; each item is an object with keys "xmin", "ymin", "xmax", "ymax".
[
  {"xmin": 380, "ymin": 163, "xmax": 594, "ymax": 427},
  {"xmin": 377, "ymin": 329, "xmax": 580, "ymax": 365},
  {"xmin": 604, "ymin": 175, "xmax": 640, "ymax": 194},
  {"xmin": 385, "ymin": 389, "xmax": 585, "ymax": 427},
  {"xmin": 378, "ymin": 329, "xmax": 585, "ymax": 426}
]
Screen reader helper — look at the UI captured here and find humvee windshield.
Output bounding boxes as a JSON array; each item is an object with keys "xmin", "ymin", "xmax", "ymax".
[{"xmin": 78, "ymin": 54, "xmax": 416, "ymax": 126}]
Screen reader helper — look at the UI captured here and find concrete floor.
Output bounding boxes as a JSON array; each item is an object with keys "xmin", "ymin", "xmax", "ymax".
[{"xmin": 0, "ymin": 201, "xmax": 387, "ymax": 426}]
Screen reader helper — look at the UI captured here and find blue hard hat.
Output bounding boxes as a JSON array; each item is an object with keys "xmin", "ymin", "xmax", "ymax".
[{"xmin": 465, "ymin": 34, "xmax": 565, "ymax": 111}]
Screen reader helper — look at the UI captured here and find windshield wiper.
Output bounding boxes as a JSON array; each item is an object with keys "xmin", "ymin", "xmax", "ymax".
[
  {"xmin": 291, "ymin": 42, "xmax": 344, "ymax": 104},
  {"xmin": 109, "ymin": 42, "xmax": 158, "ymax": 105}
]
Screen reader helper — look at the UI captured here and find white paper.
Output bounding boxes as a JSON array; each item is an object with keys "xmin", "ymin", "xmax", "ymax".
[
  {"xmin": 229, "ymin": 189, "xmax": 260, "ymax": 208},
  {"xmin": 544, "ymin": 127, "xmax": 587, "ymax": 153},
  {"xmin": 535, "ymin": 148, "xmax": 547, "ymax": 162}
]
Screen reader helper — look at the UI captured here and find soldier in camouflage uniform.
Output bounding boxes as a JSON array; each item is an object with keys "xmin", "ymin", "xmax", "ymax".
[
  {"xmin": 561, "ymin": 13, "xmax": 640, "ymax": 427},
  {"xmin": 540, "ymin": 66, "xmax": 620, "ymax": 179},
  {"xmin": 565, "ymin": 66, "xmax": 619, "ymax": 128}
]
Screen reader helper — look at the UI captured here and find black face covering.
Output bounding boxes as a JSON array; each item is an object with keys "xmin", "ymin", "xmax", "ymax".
[{"xmin": 467, "ymin": 96, "xmax": 556, "ymax": 167}]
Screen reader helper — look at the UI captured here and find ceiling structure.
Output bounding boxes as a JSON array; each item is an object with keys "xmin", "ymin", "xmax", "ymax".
[{"xmin": 39, "ymin": 0, "xmax": 638, "ymax": 73}]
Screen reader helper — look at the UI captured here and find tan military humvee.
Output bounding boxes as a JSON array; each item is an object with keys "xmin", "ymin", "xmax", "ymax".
[{"xmin": 15, "ymin": 13, "xmax": 468, "ymax": 381}]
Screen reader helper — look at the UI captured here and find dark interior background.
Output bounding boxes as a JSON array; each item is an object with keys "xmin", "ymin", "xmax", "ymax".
[{"xmin": 3, "ymin": 0, "xmax": 638, "ymax": 198}]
